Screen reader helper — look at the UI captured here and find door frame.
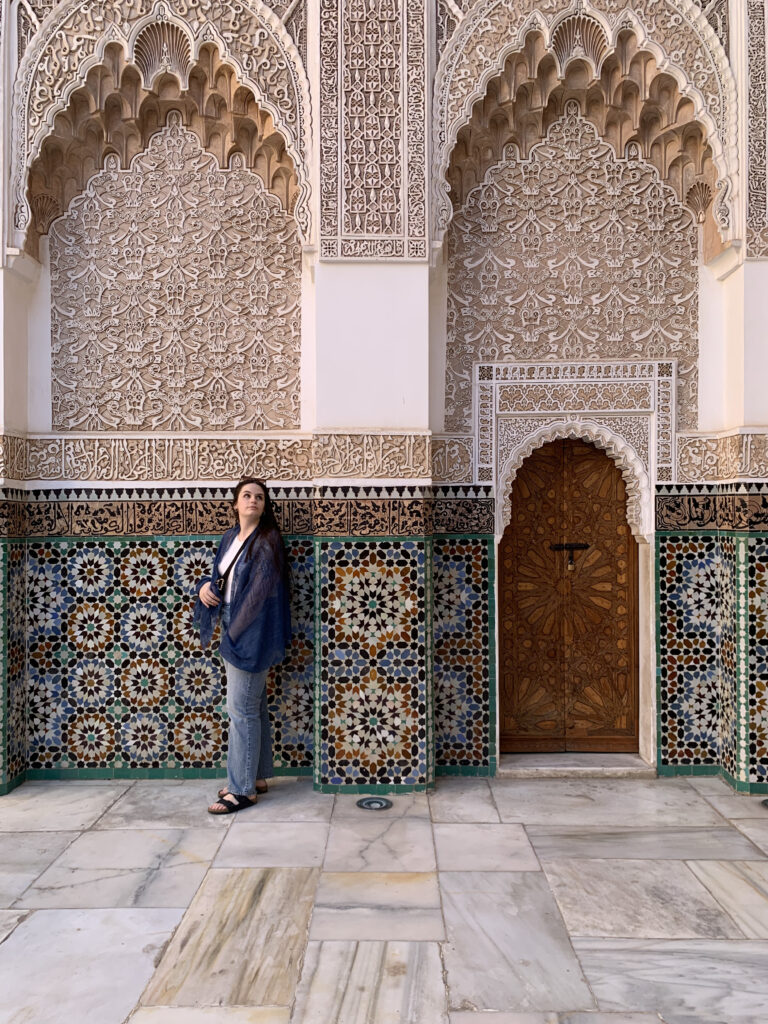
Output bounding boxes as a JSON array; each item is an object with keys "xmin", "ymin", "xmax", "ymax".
[{"xmin": 494, "ymin": 425, "xmax": 656, "ymax": 767}]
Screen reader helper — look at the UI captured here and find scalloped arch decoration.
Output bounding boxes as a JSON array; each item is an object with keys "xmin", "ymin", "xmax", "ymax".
[
  {"xmin": 497, "ymin": 420, "xmax": 652, "ymax": 541},
  {"xmin": 11, "ymin": 0, "xmax": 312, "ymax": 246},
  {"xmin": 432, "ymin": 0, "xmax": 738, "ymax": 246}
]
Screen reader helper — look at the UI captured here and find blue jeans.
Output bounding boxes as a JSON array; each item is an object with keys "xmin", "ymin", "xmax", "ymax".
[{"xmin": 220, "ymin": 604, "xmax": 273, "ymax": 797}]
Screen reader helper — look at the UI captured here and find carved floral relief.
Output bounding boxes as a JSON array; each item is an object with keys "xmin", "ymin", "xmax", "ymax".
[
  {"xmin": 445, "ymin": 109, "xmax": 699, "ymax": 437},
  {"xmin": 49, "ymin": 118, "xmax": 301, "ymax": 433}
]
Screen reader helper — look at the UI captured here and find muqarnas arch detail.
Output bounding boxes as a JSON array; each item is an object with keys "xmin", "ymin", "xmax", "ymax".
[
  {"xmin": 11, "ymin": 0, "xmax": 312, "ymax": 249},
  {"xmin": 433, "ymin": 0, "xmax": 738, "ymax": 249}
]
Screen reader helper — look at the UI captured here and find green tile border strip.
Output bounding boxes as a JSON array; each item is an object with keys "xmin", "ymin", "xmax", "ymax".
[
  {"xmin": 655, "ymin": 529, "xmax": 768, "ymax": 794},
  {"xmin": 21, "ymin": 766, "xmax": 311, "ymax": 781}
]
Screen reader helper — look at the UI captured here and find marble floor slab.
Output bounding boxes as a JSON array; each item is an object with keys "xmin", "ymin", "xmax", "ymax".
[
  {"xmin": 142, "ymin": 867, "xmax": 318, "ymax": 1008},
  {"xmin": 0, "ymin": 907, "xmax": 183, "ymax": 1024},
  {"xmin": 497, "ymin": 754, "xmax": 654, "ymax": 778},
  {"xmin": 0, "ymin": 781, "xmax": 132, "ymax": 832},
  {"xmin": 17, "ymin": 827, "xmax": 222, "ymax": 909},
  {"xmin": 526, "ymin": 824, "xmax": 767, "ymax": 861},
  {"xmin": 323, "ymin": 817, "xmax": 436, "ymax": 872},
  {"xmin": 428, "ymin": 778, "xmax": 500, "ymax": 823},
  {"xmin": 734, "ymin": 817, "xmax": 768, "ymax": 854},
  {"xmin": 573, "ymin": 937, "xmax": 768, "ymax": 1023},
  {"xmin": 309, "ymin": 871, "xmax": 443, "ymax": 940},
  {"xmin": 684, "ymin": 777, "xmax": 768, "ymax": 819},
  {"xmin": 0, "ymin": 909, "xmax": 28, "ymax": 943},
  {"xmin": 244, "ymin": 779, "xmax": 335, "ymax": 822},
  {"xmin": 686, "ymin": 860, "xmax": 768, "ymax": 938},
  {"xmin": 129, "ymin": 1009, "xmax": 290, "ymax": 1023},
  {"xmin": 214, "ymin": 822, "xmax": 329, "ymax": 868},
  {"xmin": 543, "ymin": 858, "xmax": 743, "ymax": 939},
  {"xmin": 440, "ymin": 871, "xmax": 594, "ymax": 1012},
  {"xmin": 433, "ymin": 824, "xmax": 539, "ymax": 872},
  {"xmin": 0, "ymin": 830, "xmax": 78, "ymax": 905},
  {"xmin": 332, "ymin": 793, "xmax": 431, "ymax": 821},
  {"xmin": 94, "ymin": 780, "xmax": 232, "ymax": 830},
  {"xmin": 490, "ymin": 779, "xmax": 722, "ymax": 828},
  {"xmin": 448, "ymin": 1016, "xmax": 661, "ymax": 1024},
  {"xmin": 291, "ymin": 940, "xmax": 448, "ymax": 1024}
]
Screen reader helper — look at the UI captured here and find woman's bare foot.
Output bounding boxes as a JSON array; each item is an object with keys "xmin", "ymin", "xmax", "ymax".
[{"xmin": 207, "ymin": 792, "xmax": 257, "ymax": 815}]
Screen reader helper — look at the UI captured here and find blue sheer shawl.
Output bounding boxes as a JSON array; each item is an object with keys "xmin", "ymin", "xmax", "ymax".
[{"xmin": 193, "ymin": 525, "xmax": 292, "ymax": 673}]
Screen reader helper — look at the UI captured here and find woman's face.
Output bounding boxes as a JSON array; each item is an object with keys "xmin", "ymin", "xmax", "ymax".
[{"xmin": 235, "ymin": 484, "xmax": 266, "ymax": 524}]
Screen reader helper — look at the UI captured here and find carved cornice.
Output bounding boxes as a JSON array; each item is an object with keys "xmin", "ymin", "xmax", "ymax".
[
  {"xmin": 432, "ymin": 0, "xmax": 738, "ymax": 246},
  {"xmin": 0, "ymin": 433, "xmax": 431, "ymax": 483},
  {"xmin": 677, "ymin": 433, "xmax": 768, "ymax": 482},
  {"xmin": 11, "ymin": 0, "xmax": 313, "ymax": 249}
]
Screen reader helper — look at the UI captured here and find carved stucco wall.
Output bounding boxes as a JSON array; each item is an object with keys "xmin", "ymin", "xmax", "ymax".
[
  {"xmin": 49, "ymin": 116, "xmax": 301, "ymax": 432},
  {"xmin": 11, "ymin": 0, "xmax": 312, "ymax": 248},
  {"xmin": 319, "ymin": 0, "xmax": 427, "ymax": 259},
  {"xmin": 748, "ymin": 0, "xmax": 768, "ymax": 257},
  {"xmin": 445, "ymin": 109, "xmax": 699, "ymax": 451},
  {"xmin": 432, "ymin": 0, "xmax": 737, "ymax": 246}
]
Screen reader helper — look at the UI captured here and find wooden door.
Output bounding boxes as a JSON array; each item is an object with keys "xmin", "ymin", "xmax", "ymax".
[{"xmin": 499, "ymin": 439, "xmax": 638, "ymax": 752}]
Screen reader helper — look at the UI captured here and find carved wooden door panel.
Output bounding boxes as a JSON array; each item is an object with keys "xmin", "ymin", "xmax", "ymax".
[{"xmin": 499, "ymin": 439, "xmax": 638, "ymax": 752}]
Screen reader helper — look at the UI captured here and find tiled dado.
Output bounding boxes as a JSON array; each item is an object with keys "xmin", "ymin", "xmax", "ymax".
[
  {"xmin": 656, "ymin": 485, "xmax": 768, "ymax": 791},
  {"xmin": 0, "ymin": 486, "xmax": 496, "ymax": 792}
]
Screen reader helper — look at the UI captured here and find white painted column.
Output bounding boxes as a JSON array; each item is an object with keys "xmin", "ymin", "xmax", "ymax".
[{"xmin": 314, "ymin": 262, "xmax": 430, "ymax": 431}]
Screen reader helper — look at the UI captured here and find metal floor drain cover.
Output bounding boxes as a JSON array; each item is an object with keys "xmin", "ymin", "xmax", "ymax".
[{"xmin": 356, "ymin": 797, "xmax": 393, "ymax": 811}]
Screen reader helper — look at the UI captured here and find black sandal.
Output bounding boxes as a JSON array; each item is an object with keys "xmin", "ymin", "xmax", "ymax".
[
  {"xmin": 208, "ymin": 793, "xmax": 257, "ymax": 815},
  {"xmin": 217, "ymin": 783, "xmax": 268, "ymax": 799}
]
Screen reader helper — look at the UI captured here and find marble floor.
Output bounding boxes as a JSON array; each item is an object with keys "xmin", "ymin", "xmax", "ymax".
[{"xmin": 1, "ymin": 775, "xmax": 768, "ymax": 1024}]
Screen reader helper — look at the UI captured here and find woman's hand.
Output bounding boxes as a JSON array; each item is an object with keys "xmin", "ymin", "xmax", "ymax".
[{"xmin": 199, "ymin": 581, "xmax": 220, "ymax": 608}]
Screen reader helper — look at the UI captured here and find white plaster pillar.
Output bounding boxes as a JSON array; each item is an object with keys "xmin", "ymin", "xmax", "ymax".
[
  {"xmin": 0, "ymin": 253, "xmax": 38, "ymax": 435},
  {"xmin": 314, "ymin": 262, "xmax": 430, "ymax": 431}
]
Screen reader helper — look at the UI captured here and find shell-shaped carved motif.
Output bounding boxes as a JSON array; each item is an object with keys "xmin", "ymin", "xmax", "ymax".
[
  {"xmin": 550, "ymin": 15, "xmax": 609, "ymax": 76},
  {"xmin": 30, "ymin": 193, "xmax": 60, "ymax": 234},
  {"xmin": 134, "ymin": 22, "xmax": 192, "ymax": 89},
  {"xmin": 686, "ymin": 180, "xmax": 713, "ymax": 223}
]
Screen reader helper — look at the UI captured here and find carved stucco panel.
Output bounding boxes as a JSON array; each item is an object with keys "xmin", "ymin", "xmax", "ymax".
[
  {"xmin": 49, "ymin": 118, "xmax": 301, "ymax": 433},
  {"xmin": 446, "ymin": 110, "xmax": 698, "ymax": 441},
  {"xmin": 319, "ymin": 0, "xmax": 427, "ymax": 259},
  {"xmin": 496, "ymin": 419, "xmax": 652, "ymax": 539},
  {"xmin": 747, "ymin": 0, "xmax": 768, "ymax": 256},
  {"xmin": 12, "ymin": 0, "xmax": 312, "ymax": 244},
  {"xmin": 433, "ymin": 0, "xmax": 737, "ymax": 242}
]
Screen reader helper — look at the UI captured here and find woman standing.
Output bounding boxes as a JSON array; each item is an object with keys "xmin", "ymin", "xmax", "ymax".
[{"xmin": 194, "ymin": 478, "xmax": 291, "ymax": 814}]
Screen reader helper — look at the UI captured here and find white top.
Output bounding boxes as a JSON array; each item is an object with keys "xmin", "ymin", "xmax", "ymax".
[{"xmin": 218, "ymin": 537, "xmax": 241, "ymax": 604}]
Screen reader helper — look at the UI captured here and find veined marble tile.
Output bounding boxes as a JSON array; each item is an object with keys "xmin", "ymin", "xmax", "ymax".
[
  {"xmin": 734, "ymin": 818, "xmax": 768, "ymax": 855},
  {"xmin": 559, "ymin": 1016, "xmax": 673, "ymax": 1023},
  {"xmin": 240, "ymin": 779, "xmax": 335, "ymax": 822},
  {"xmin": 332, "ymin": 793, "xmax": 431, "ymax": 821},
  {"xmin": 429, "ymin": 779, "xmax": 500, "ymax": 823},
  {"xmin": 490, "ymin": 779, "xmax": 722, "ymax": 828},
  {"xmin": 0, "ymin": 831, "xmax": 78, "ymax": 906},
  {"xmin": 543, "ymin": 858, "xmax": 742, "ymax": 939},
  {"xmin": 685, "ymin": 778, "xmax": 768, "ymax": 820},
  {"xmin": 0, "ymin": 781, "xmax": 132, "ymax": 832},
  {"xmin": 573, "ymin": 937, "xmax": 768, "ymax": 1022},
  {"xmin": 526, "ymin": 824, "xmax": 766, "ymax": 861},
  {"xmin": 434, "ymin": 824, "xmax": 539, "ymax": 872},
  {"xmin": 142, "ymin": 867, "xmax": 318, "ymax": 1007},
  {"xmin": 0, "ymin": 907, "xmax": 183, "ymax": 1024},
  {"xmin": 449, "ymin": 1014, "xmax": 558, "ymax": 1023},
  {"xmin": 16, "ymin": 828, "xmax": 222, "ymax": 909},
  {"xmin": 324, "ymin": 817, "xmax": 436, "ymax": 872},
  {"xmin": 687, "ymin": 861, "xmax": 768, "ymax": 938},
  {"xmin": 214, "ymin": 822, "xmax": 328, "ymax": 868},
  {"xmin": 291, "ymin": 940, "xmax": 447, "ymax": 1024},
  {"xmin": 129, "ymin": 1009, "xmax": 289, "ymax": 1023},
  {"xmin": 94, "ymin": 780, "xmax": 232, "ymax": 830},
  {"xmin": 440, "ymin": 871, "xmax": 594, "ymax": 1012},
  {"xmin": 0, "ymin": 909, "xmax": 28, "ymax": 943},
  {"xmin": 309, "ymin": 871, "xmax": 444, "ymax": 940}
]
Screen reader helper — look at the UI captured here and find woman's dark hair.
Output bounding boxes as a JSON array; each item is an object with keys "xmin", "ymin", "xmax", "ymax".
[{"xmin": 232, "ymin": 477, "xmax": 290, "ymax": 587}]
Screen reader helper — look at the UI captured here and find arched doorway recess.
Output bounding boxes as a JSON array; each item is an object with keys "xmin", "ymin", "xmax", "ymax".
[{"xmin": 499, "ymin": 438, "xmax": 639, "ymax": 752}]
